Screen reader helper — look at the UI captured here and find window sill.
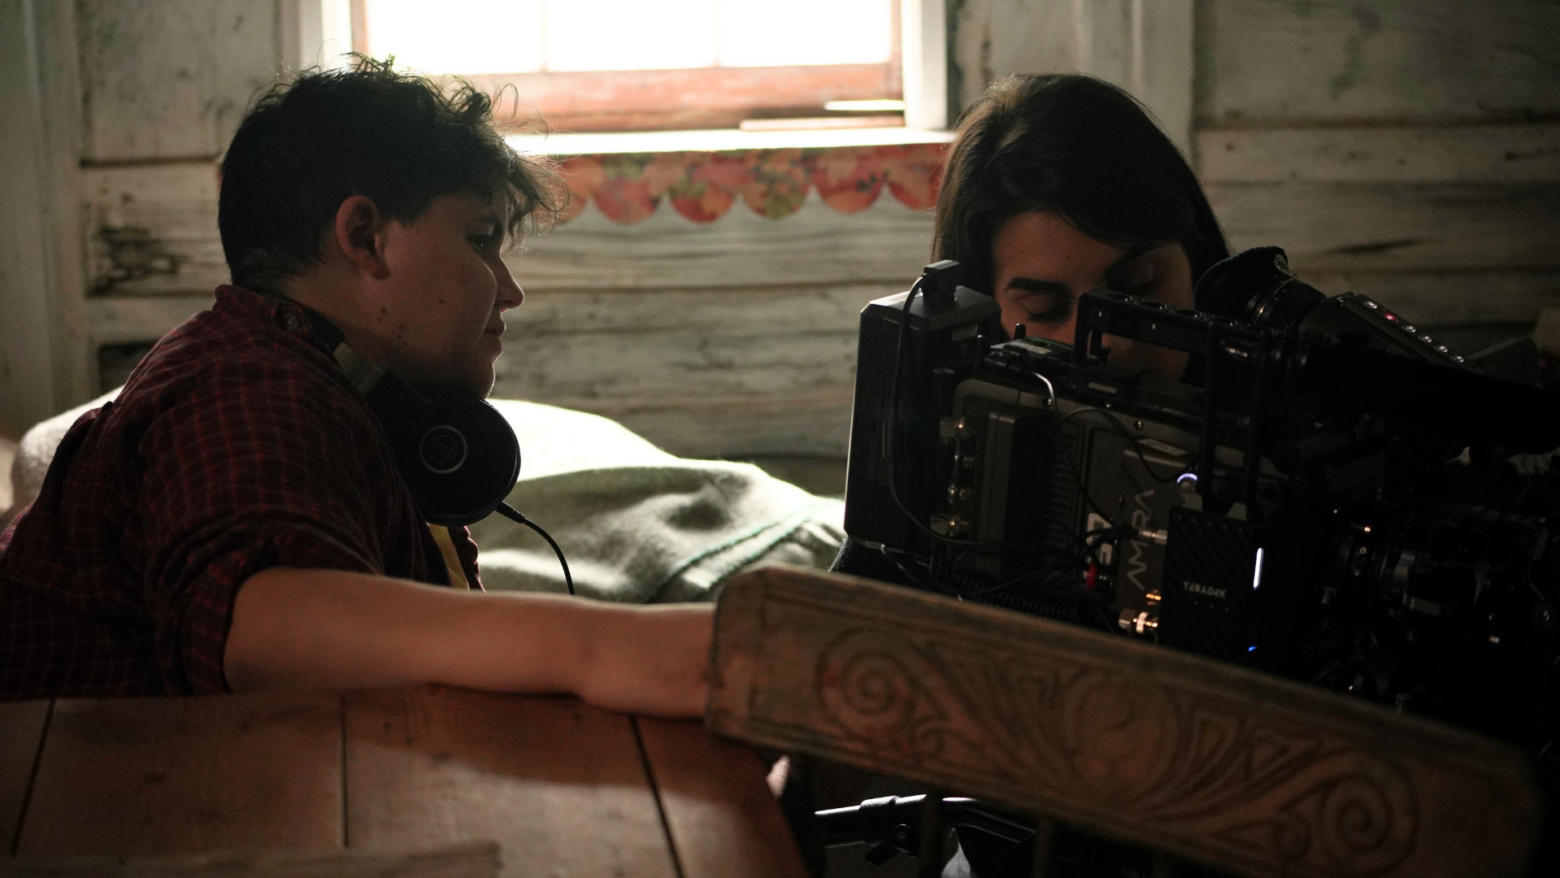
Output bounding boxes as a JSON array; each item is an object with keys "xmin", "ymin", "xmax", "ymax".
[{"xmin": 507, "ymin": 126, "xmax": 953, "ymax": 157}]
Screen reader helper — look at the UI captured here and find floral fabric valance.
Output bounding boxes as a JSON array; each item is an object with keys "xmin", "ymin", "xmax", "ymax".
[{"xmin": 555, "ymin": 142, "xmax": 948, "ymax": 225}]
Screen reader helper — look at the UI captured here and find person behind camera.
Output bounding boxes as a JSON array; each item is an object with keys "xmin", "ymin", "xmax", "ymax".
[
  {"xmin": 935, "ymin": 73, "xmax": 1229, "ymax": 380},
  {"xmin": 0, "ymin": 60, "xmax": 712, "ymax": 714},
  {"xmin": 831, "ymin": 72, "xmax": 1230, "ymax": 589}
]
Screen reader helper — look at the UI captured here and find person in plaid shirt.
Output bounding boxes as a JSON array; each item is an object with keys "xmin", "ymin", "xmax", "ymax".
[{"xmin": 0, "ymin": 59, "xmax": 712, "ymax": 716}]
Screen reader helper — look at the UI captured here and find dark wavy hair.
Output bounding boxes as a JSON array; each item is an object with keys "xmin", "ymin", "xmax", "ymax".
[
  {"xmin": 933, "ymin": 74, "xmax": 1228, "ymax": 296},
  {"xmin": 219, "ymin": 57, "xmax": 561, "ymax": 294}
]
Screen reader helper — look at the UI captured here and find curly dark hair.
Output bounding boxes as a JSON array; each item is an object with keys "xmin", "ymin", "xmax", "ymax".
[
  {"xmin": 933, "ymin": 74, "xmax": 1228, "ymax": 297},
  {"xmin": 218, "ymin": 56, "xmax": 562, "ymax": 294}
]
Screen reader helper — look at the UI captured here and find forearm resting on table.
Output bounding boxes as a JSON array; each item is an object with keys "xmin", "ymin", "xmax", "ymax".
[{"xmin": 224, "ymin": 567, "xmax": 714, "ymax": 717}]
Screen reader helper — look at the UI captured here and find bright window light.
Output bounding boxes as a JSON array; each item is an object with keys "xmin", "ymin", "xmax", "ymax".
[
  {"xmin": 717, "ymin": 0, "xmax": 892, "ymax": 67},
  {"xmin": 546, "ymin": 0, "xmax": 717, "ymax": 71},
  {"xmin": 361, "ymin": 0, "xmax": 892, "ymax": 74},
  {"xmin": 363, "ymin": 0, "xmax": 543, "ymax": 74}
]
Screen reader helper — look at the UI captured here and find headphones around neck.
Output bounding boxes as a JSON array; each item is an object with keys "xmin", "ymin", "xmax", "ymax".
[
  {"xmin": 333, "ymin": 343, "xmax": 520, "ymax": 527},
  {"xmin": 307, "ymin": 305, "xmax": 572, "ymax": 594}
]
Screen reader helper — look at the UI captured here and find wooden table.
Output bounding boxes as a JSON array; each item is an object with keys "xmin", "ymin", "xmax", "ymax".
[{"xmin": 0, "ymin": 686, "xmax": 807, "ymax": 877}]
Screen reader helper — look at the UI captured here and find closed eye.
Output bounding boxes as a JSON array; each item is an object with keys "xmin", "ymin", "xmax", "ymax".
[
  {"xmin": 1004, "ymin": 279, "xmax": 1074, "ymax": 324},
  {"xmin": 1021, "ymin": 296, "xmax": 1072, "ymax": 323}
]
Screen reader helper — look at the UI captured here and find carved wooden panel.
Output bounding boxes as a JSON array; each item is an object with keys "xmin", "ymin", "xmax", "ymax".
[{"xmin": 707, "ymin": 566, "xmax": 1540, "ymax": 878}]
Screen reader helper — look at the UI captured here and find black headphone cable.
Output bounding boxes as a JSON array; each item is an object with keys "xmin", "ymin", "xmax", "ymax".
[{"xmin": 494, "ymin": 502, "xmax": 576, "ymax": 596}]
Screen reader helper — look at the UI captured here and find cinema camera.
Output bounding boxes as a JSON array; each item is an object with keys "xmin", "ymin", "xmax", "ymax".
[{"xmin": 841, "ymin": 248, "xmax": 1560, "ymax": 771}]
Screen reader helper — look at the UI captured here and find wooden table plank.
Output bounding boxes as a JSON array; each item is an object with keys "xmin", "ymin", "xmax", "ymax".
[
  {"xmin": 0, "ymin": 840, "xmax": 500, "ymax": 878},
  {"xmin": 636, "ymin": 717, "xmax": 807, "ymax": 878},
  {"xmin": 343, "ymin": 686, "xmax": 677, "ymax": 878},
  {"xmin": 0, "ymin": 700, "xmax": 51, "ymax": 854},
  {"xmin": 15, "ymin": 691, "xmax": 343, "ymax": 856}
]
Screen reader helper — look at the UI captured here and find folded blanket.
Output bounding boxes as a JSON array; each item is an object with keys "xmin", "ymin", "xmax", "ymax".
[
  {"xmin": 474, "ymin": 400, "xmax": 844, "ymax": 602},
  {"xmin": 7, "ymin": 391, "xmax": 845, "ymax": 602}
]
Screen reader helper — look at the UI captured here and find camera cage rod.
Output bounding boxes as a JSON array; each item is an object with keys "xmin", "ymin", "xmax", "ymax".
[{"xmin": 1071, "ymin": 291, "xmax": 1294, "ymax": 510}]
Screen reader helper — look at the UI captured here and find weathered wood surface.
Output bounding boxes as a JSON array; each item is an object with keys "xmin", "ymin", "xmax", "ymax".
[
  {"xmin": 82, "ymin": 164, "xmax": 224, "ymax": 299},
  {"xmin": 1196, "ymin": 0, "xmax": 1560, "ymax": 126},
  {"xmin": 77, "ymin": 0, "xmax": 281, "ymax": 163},
  {"xmin": 15, "ymin": 692, "xmax": 343, "ymax": 857},
  {"xmin": 0, "ymin": 700, "xmax": 50, "ymax": 854},
  {"xmin": 1207, "ymin": 182, "xmax": 1560, "ymax": 273},
  {"xmin": 73, "ymin": 163, "xmax": 932, "ymax": 297},
  {"xmin": 68, "ymin": 161, "xmax": 1560, "ymax": 456},
  {"xmin": 707, "ymin": 566, "xmax": 1540, "ymax": 878},
  {"xmin": 515, "ymin": 194, "xmax": 934, "ymax": 291},
  {"xmin": 343, "ymin": 686, "xmax": 677, "ymax": 878},
  {"xmin": 1, "ymin": 688, "xmax": 801, "ymax": 875},
  {"xmin": 0, "ymin": 1, "xmax": 65, "ymax": 439},
  {"xmin": 32, "ymin": 0, "xmax": 95, "ymax": 431},
  {"xmin": 946, "ymin": 0, "xmax": 1194, "ymax": 153},
  {"xmin": 78, "ymin": 163, "xmax": 1560, "ymax": 299},
  {"xmin": 496, "ymin": 311, "xmax": 856, "ymax": 402},
  {"xmin": 0, "ymin": 841, "xmax": 500, "ymax": 878},
  {"xmin": 635, "ymin": 717, "xmax": 808, "ymax": 878},
  {"xmin": 1199, "ymin": 125, "xmax": 1560, "ymax": 184}
]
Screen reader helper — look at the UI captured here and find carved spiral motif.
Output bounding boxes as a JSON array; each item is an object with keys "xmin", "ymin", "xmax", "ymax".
[
  {"xmin": 807, "ymin": 623, "xmax": 1424, "ymax": 877},
  {"xmin": 1314, "ymin": 774, "xmax": 1416, "ymax": 875},
  {"xmin": 816, "ymin": 629, "xmax": 949, "ymax": 760}
]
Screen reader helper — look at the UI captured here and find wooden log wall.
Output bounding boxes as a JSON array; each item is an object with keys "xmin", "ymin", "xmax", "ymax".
[
  {"xmin": 68, "ymin": 159, "xmax": 929, "ymax": 458},
  {"xmin": 6, "ymin": 0, "xmax": 1558, "ymax": 455},
  {"xmin": 950, "ymin": 0, "xmax": 1560, "ymax": 344},
  {"xmin": 1193, "ymin": 0, "xmax": 1560, "ymax": 335}
]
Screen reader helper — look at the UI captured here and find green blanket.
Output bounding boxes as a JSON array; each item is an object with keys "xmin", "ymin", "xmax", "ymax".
[{"xmin": 472, "ymin": 400, "xmax": 844, "ymax": 602}]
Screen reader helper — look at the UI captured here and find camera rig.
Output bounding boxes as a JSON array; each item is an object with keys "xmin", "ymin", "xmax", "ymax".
[{"xmin": 840, "ymin": 250, "xmax": 1560, "ymax": 793}]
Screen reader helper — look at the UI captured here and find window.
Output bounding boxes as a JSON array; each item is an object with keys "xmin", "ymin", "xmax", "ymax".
[{"xmin": 352, "ymin": 0, "xmax": 902, "ymax": 132}]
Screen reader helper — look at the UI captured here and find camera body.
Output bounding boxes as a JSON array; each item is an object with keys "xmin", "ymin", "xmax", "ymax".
[{"xmin": 841, "ymin": 256, "xmax": 1560, "ymax": 754}]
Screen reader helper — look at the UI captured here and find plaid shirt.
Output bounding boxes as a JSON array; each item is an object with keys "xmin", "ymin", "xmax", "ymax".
[{"xmin": 0, "ymin": 286, "xmax": 481, "ymax": 698}]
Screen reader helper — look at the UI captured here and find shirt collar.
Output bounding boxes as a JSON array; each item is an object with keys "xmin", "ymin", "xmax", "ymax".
[{"xmin": 221, "ymin": 284, "xmax": 346, "ymax": 354}]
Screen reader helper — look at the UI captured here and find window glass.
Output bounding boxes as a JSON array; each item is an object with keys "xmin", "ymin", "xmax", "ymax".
[
  {"xmin": 363, "ymin": 0, "xmax": 544, "ymax": 74},
  {"xmin": 545, "ymin": 0, "xmax": 717, "ymax": 71},
  {"xmin": 717, "ymin": 0, "xmax": 892, "ymax": 67},
  {"xmin": 361, "ymin": 0, "xmax": 892, "ymax": 73}
]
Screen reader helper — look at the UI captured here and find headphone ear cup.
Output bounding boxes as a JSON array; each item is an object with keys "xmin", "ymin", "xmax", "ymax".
[
  {"xmin": 363, "ymin": 371, "xmax": 522, "ymax": 526},
  {"xmin": 405, "ymin": 397, "xmax": 520, "ymax": 526}
]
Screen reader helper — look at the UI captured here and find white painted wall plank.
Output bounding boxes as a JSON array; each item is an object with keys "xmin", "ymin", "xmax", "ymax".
[
  {"xmin": 81, "ymin": 163, "xmax": 225, "ymax": 297},
  {"xmin": 1134, "ymin": 0, "xmax": 1195, "ymax": 157},
  {"xmin": 0, "ymin": 0, "xmax": 58, "ymax": 432},
  {"xmin": 947, "ymin": 0, "xmax": 1078, "ymax": 112},
  {"xmin": 76, "ymin": 162, "xmax": 938, "ymax": 296},
  {"xmin": 947, "ymin": 0, "xmax": 1195, "ymax": 154},
  {"xmin": 514, "ymin": 285, "xmax": 889, "ymax": 335},
  {"xmin": 546, "ymin": 393, "xmax": 855, "ymax": 458},
  {"xmin": 1207, "ymin": 182, "xmax": 1560, "ymax": 273},
  {"xmin": 78, "ymin": 0, "xmax": 281, "ymax": 162},
  {"xmin": 1197, "ymin": 0, "xmax": 1560, "ymax": 126},
  {"xmin": 1200, "ymin": 125, "xmax": 1560, "ymax": 184},
  {"xmin": 513, "ymin": 194, "xmax": 936, "ymax": 291},
  {"xmin": 78, "ymin": 165, "xmax": 1560, "ymax": 293},
  {"xmin": 34, "ymin": 0, "xmax": 92, "ymax": 412},
  {"xmin": 493, "ymin": 328, "xmax": 856, "ymax": 402}
]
